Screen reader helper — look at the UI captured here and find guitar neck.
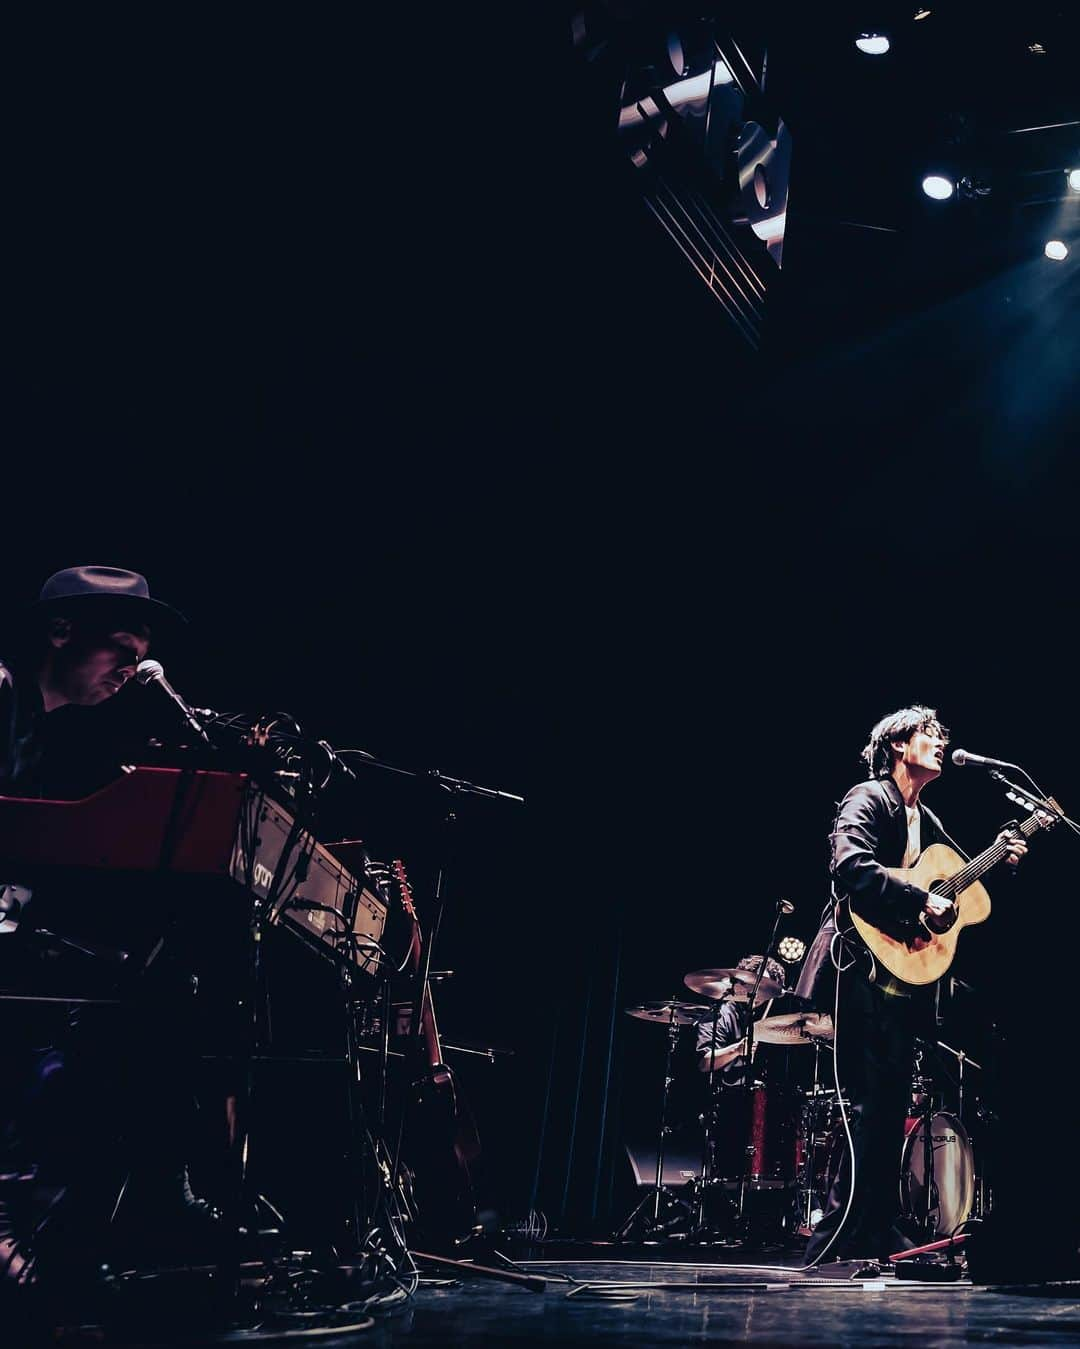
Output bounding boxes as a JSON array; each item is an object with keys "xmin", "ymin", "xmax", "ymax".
[
  {"xmin": 393, "ymin": 859, "xmax": 443, "ymax": 1066},
  {"xmin": 939, "ymin": 810, "xmax": 1044, "ymax": 899}
]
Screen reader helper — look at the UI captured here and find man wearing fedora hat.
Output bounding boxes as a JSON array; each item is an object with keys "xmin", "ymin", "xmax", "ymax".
[
  {"xmin": 1, "ymin": 564, "xmax": 186, "ymax": 931},
  {"xmin": 0, "ymin": 565, "xmax": 220, "ymax": 1306},
  {"xmin": 1, "ymin": 564, "xmax": 185, "ymax": 801}
]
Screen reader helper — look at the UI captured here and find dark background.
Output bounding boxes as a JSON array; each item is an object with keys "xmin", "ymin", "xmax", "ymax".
[{"xmin": 4, "ymin": 5, "xmax": 1078, "ymax": 1247}]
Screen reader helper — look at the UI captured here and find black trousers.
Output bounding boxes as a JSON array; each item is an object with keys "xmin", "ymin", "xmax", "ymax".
[{"xmin": 804, "ymin": 965, "xmax": 927, "ymax": 1263}]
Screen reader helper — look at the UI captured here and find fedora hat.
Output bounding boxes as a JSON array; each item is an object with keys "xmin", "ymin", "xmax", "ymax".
[{"xmin": 33, "ymin": 565, "xmax": 187, "ymax": 630}]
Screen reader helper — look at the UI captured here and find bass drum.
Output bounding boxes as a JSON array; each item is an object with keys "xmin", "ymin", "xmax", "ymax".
[{"xmin": 899, "ymin": 1111, "xmax": 975, "ymax": 1238}]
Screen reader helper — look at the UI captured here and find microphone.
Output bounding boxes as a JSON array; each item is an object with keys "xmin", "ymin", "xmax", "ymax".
[
  {"xmin": 950, "ymin": 748, "xmax": 1018, "ymax": 771},
  {"xmin": 135, "ymin": 660, "xmax": 212, "ymax": 744},
  {"xmin": 777, "ymin": 898, "xmax": 795, "ymax": 914}
]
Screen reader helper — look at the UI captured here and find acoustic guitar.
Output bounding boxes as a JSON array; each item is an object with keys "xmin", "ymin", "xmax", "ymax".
[{"xmin": 845, "ymin": 799, "xmax": 1060, "ymax": 985}]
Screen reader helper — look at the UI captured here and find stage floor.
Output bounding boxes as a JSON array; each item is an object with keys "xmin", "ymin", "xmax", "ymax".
[
  {"xmin": 365, "ymin": 1255, "xmax": 1080, "ymax": 1348},
  {"xmin": 27, "ymin": 1250, "xmax": 1080, "ymax": 1347}
]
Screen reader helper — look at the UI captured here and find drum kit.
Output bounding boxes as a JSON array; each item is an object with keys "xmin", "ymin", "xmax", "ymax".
[{"xmin": 618, "ymin": 964, "xmax": 981, "ymax": 1247}]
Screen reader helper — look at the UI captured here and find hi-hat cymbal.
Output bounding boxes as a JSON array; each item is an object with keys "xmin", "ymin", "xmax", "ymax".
[
  {"xmin": 753, "ymin": 1011, "xmax": 834, "ymax": 1044},
  {"xmin": 683, "ymin": 968, "xmax": 785, "ymax": 1004},
  {"xmin": 624, "ymin": 1000, "xmax": 713, "ymax": 1026}
]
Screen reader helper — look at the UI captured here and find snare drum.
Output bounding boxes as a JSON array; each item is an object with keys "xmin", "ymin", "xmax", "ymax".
[{"xmin": 899, "ymin": 1111, "xmax": 975, "ymax": 1237}]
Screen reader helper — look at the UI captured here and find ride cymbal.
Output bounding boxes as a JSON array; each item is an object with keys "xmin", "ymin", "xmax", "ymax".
[
  {"xmin": 683, "ymin": 968, "xmax": 784, "ymax": 1003},
  {"xmin": 624, "ymin": 1000, "xmax": 713, "ymax": 1025}
]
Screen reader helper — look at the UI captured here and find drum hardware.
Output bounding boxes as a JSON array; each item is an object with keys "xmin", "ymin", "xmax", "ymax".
[
  {"xmin": 935, "ymin": 1038, "xmax": 981, "ymax": 1126},
  {"xmin": 903, "ymin": 1040, "xmax": 983, "ymax": 1237},
  {"xmin": 800, "ymin": 1044, "xmax": 980, "ymax": 1244},
  {"xmin": 794, "ymin": 1035, "xmax": 828, "ymax": 1237},
  {"xmin": 614, "ymin": 998, "xmax": 699, "ymax": 1240},
  {"xmin": 800, "ymin": 1097, "xmax": 977, "ymax": 1243},
  {"xmin": 725, "ymin": 907, "xmax": 796, "ymax": 1240}
]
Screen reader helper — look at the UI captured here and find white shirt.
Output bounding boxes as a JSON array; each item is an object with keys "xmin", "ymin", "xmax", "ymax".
[{"xmin": 901, "ymin": 804, "xmax": 922, "ymax": 868}]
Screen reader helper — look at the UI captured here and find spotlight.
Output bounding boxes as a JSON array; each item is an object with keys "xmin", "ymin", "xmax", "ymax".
[
  {"xmin": 661, "ymin": 60, "xmax": 734, "ymax": 108},
  {"xmin": 777, "ymin": 936, "xmax": 806, "ymax": 964},
  {"xmin": 1044, "ymin": 240, "xmax": 1069, "ymax": 260},
  {"xmin": 666, "ymin": 32, "xmax": 688, "ymax": 78},
  {"xmin": 1067, "ymin": 169, "xmax": 1080, "ymax": 192},
  {"xmin": 922, "ymin": 174, "xmax": 955, "ymax": 200},
  {"xmin": 855, "ymin": 33, "xmax": 890, "ymax": 55}
]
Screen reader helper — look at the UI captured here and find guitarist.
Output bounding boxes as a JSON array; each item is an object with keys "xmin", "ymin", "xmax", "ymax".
[{"xmin": 796, "ymin": 706, "xmax": 1027, "ymax": 1266}]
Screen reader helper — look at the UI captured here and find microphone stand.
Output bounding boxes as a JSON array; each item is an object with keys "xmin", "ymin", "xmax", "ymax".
[
  {"xmin": 910, "ymin": 1042, "xmax": 938, "ymax": 1242},
  {"xmin": 936, "ymin": 1039, "xmax": 983, "ymax": 1222},
  {"xmin": 326, "ymin": 746, "xmax": 524, "ymax": 1255},
  {"xmin": 694, "ymin": 1001, "xmax": 723, "ymax": 1238},
  {"xmin": 332, "ymin": 745, "xmax": 525, "ymax": 807},
  {"xmin": 937, "ymin": 1039, "xmax": 981, "ymax": 1126},
  {"xmin": 986, "ymin": 770, "xmax": 1080, "ymax": 835}
]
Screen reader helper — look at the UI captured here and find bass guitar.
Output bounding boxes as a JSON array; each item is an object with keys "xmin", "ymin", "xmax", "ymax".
[{"xmin": 846, "ymin": 799, "xmax": 1061, "ymax": 985}]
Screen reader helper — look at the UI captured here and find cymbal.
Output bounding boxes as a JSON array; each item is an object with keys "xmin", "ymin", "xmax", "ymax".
[
  {"xmin": 683, "ymin": 968, "xmax": 785, "ymax": 1004},
  {"xmin": 624, "ymin": 1000, "xmax": 713, "ymax": 1026},
  {"xmin": 753, "ymin": 1011, "xmax": 834, "ymax": 1045}
]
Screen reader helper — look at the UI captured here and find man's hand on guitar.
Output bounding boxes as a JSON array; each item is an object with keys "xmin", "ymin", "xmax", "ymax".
[
  {"xmin": 997, "ymin": 828, "xmax": 1028, "ymax": 868},
  {"xmin": 923, "ymin": 892, "xmax": 955, "ymax": 924}
]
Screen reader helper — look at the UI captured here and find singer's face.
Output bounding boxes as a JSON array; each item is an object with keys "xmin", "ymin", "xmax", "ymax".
[
  {"xmin": 896, "ymin": 722, "xmax": 947, "ymax": 779},
  {"xmin": 51, "ymin": 624, "xmax": 151, "ymax": 705}
]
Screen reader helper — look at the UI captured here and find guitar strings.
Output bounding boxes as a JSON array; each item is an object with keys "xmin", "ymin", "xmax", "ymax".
[{"xmin": 940, "ymin": 813, "xmax": 1041, "ymax": 898}]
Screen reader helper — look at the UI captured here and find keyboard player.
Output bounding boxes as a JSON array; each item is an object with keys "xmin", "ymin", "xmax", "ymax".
[{"xmin": 0, "ymin": 565, "xmax": 219, "ymax": 1299}]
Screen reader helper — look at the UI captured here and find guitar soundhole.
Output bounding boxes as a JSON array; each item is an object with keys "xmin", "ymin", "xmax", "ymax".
[{"xmin": 924, "ymin": 885, "xmax": 957, "ymax": 934}]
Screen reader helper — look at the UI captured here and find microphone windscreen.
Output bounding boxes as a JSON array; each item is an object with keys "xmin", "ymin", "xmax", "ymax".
[{"xmin": 135, "ymin": 659, "xmax": 166, "ymax": 685}]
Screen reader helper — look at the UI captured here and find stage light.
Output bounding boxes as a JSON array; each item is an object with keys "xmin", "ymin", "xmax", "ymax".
[
  {"xmin": 662, "ymin": 60, "xmax": 733, "ymax": 107},
  {"xmin": 1068, "ymin": 169, "xmax": 1080, "ymax": 192},
  {"xmin": 913, "ymin": 8, "xmax": 932, "ymax": 18},
  {"xmin": 922, "ymin": 174, "xmax": 955, "ymax": 200},
  {"xmin": 1044, "ymin": 240, "xmax": 1069, "ymax": 260},
  {"xmin": 855, "ymin": 33, "xmax": 890, "ymax": 55},
  {"xmin": 777, "ymin": 936, "xmax": 806, "ymax": 964},
  {"xmin": 666, "ymin": 33, "xmax": 688, "ymax": 78},
  {"xmin": 618, "ymin": 60, "xmax": 736, "ymax": 128},
  {"xmin": 750, "ymin": 211, "xmax": 787, "ymax": 243}
]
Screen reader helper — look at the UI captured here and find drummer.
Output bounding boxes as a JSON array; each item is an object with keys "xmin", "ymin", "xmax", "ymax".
[{"xmin": 696, "ymin": 954, "xmax": 787, "ymax": 1082}]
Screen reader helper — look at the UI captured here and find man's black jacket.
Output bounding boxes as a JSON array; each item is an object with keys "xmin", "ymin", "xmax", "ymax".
[{"xmin": 795, "ymin": 777, "xmax": 953, "ymax": 1007}]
